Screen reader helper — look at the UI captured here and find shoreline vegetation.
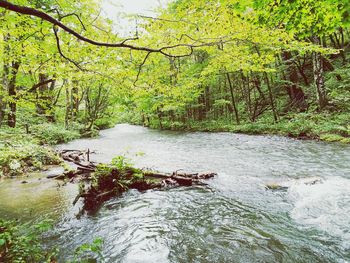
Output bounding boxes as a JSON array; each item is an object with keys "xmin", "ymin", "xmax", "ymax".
[
  {"xmin": 128, "ymin": 112, "xmax": 350, "ymax": 144},
  {"xmin": 0, "ymin": 122, "xmax": 99, "ymax": 178}
]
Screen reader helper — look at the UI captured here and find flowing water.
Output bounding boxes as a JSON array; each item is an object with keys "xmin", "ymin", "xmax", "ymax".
[{"xmin": 1, "ymin": 124, "xmax": 350, "ymax": 262}]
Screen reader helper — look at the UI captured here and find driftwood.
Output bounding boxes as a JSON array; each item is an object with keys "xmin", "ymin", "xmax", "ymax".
[
  {"xmin": 57, "ymin": 149, "xmax": 217, "ymax": 212},
  {"xmin": 58, "ymin": 149, "xmax": 216, "ymax": 186}
]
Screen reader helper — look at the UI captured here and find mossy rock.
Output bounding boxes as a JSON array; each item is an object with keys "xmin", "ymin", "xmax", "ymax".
[{"xmin": 320, "ymin": 133, "xmax": 347, "ymax": 143}]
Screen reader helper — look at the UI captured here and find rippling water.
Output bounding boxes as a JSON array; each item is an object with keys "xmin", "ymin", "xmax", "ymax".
[{"xmin": 2, "ymin": 124, "xmax": 350, "ymax": 262}]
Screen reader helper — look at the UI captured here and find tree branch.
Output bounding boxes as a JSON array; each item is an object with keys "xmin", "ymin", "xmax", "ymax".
[
  {"xmin": 134, "ymin": 52, "xmax": 152, "ymax": 86},
  {"xmin": 0, "ymin": 0, "xmax": 162, "ymax": 52},
  {"xmin": 0, "ymin": 0, "xmax": 220, "ymax": 58},
  {"xmin": 48, "ymin": 8, "xmax": 86, "ymax": 30},
  {"xmin": 53, "ymin": 26, "xmax": 86, "ymax": 71},
  {"xmin": 27, "ymin": 79, "xmax": 55, "ymax": 92}
]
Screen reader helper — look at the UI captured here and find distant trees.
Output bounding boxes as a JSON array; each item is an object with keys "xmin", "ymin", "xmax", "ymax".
[{"xmin": 120, "ymin": 0, "xmax": 349, "ymax": 127}]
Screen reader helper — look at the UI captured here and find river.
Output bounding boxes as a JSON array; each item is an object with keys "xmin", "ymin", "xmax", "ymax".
[{"xmin": 1, "ymin": 124, "xmax": 350, "ymax": 262}]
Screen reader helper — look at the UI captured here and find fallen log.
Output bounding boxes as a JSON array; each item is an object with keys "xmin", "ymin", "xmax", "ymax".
[
  {"xmin": 171, "ymin": 175, "xmax": 192, "ymax": 186},
  {"xmin": 56, "ymin": 149, "xmax": 217, "ymax": 213}
]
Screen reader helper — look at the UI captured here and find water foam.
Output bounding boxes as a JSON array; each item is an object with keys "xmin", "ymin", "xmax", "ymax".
[{"xmin": 287, "ymin": 176, "xmax": 350, "ymax": 250}]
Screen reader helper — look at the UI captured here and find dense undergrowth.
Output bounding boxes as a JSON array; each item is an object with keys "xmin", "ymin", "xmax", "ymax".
[
  {"xmin": 0, "ymin": 121, "xmax": 103, "ymax": 177},
  {"xmin": 0, "ymin": 129, "xmax": 58, "ymax": 177},
  {"xmin": 0, "ymin": 219, "xmax": 104, "ymax": 262},
  {"xmin": 0, "ymin": 219, "xmax": 55, "ymax": 263}
]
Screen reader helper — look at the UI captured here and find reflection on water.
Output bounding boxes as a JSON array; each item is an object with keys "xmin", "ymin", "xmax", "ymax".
[
  {"xmin": 0, "ymin": 170, "xmax": 78, "ymax": 221},
  {"xmin": 1, "ymin": 124, "xmax": 350, "ymax": 262}
]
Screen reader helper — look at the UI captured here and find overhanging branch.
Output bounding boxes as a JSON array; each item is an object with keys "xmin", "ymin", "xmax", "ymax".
[
  {"xmin": 53, "ymin": 26, "xmax": 86, "ymax": 71},
  {"xmin": 0, "ymin": 0, "xmax": 164, "ymax": 52},
  {"xmin": 0, "ymin": 0, "xmax": 223, "ymax": 58}
]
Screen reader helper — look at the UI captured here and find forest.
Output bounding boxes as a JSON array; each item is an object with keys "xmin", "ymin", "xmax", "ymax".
[{"xmin": 0, "ymin": 0, "xmax": 350, "ymax": 262}]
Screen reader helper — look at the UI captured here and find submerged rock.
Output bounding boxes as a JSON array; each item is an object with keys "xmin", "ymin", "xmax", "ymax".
[
  {"xmin": 266, "ymin": 177, "xmax": 323, "ymax": 191},
  {"xmin": 265, "ymin": 184, "xmax": 289, "ymax": 191},
  {"xmin": 44, "ymin": 166, "xmax": 65, "ymax": 179}
]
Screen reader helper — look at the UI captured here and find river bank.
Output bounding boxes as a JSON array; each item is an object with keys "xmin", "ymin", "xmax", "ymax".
[
  {"xmin": 133, "ymin": 111, "xmax": 350, "ymax": 144},
  {"xmin": 2, "ymin": 109, "xmax": 349, "ymax": 178},
  {"xmin": 0, "ymin": 122, "xmax": 109, "ymax": 261},
  {"xmin": 0, "ymin": 122, "xmax": 103, "ymax": 177}
]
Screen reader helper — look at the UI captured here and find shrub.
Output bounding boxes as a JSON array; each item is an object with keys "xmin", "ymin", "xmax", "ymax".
[
  {"xmin": 31, "ymin": 123, "xmax": 80, "ymax": 145},
  {"xmin": 94, "ymin": 118, "xmax": 115, "ymax": 130},
  {"xmin": 0, "ymin": 219, "xmax": 54, "ymax": 263},
  {"xmin": 0, "ymin": 142, "xmax": 61, "ymax": 176}
]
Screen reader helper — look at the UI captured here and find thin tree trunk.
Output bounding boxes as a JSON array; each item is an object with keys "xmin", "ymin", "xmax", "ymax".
[
  {"xmin": 204, "ymin": 86, "xmax": 210, "ymax": 117},
  {"xmin": 263, "ymin": 72, "xmax": 278, "ymax": 122},
  {"xmin": 71, "ymin": 80, "xmax": 79, "ymax": 120},
  {"xmin": 65, "ymin": 86, "xmax": 70, "ymax": 128},
  {"xmin": 226, "ymin": 73, "xmax": 240, "ymax": 124},
  {"xmin": 36, "ymin": 73, "xmax": 55, "ymax": 121},
  {"xmin": 281, "ymin": 51, "xmax": 307, "ymax": 110},
  {"xmin": 0, "ymin": 34, "xmax": 9, "ymax": 127},
  {"xmin": 7, "ymin": 62, "xmax": 20, "ymax": 128},
  {"xmin": 312, "ymin": 36, "xmax": 327, "ymax": 109},
  {"xmin": 241, "ymin": 71, "xmax": 252, "ymax": 121}
]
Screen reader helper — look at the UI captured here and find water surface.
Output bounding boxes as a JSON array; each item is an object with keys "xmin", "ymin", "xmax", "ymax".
[{"xmin": 3, "ymin": 124, "xmax": 350, "ymax": 262}]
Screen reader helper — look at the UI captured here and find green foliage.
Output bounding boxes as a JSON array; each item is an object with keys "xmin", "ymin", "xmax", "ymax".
[
  {"xmin": 0, "ymin": 219, "xmax": 104, "ymax": 263},
  {"xmin": 0, "ymin": 140, "xmax": 61, "ymax": 176},
  {"xmin": 326, "ymin": 64, "xmax": 350, "ymax": 110},
  {"xmin": 0, "ymin": 219, "xmax": 55, "ymax": 263},
  {"xmin": 111, "ymin": 155, "xmax": 134, "ymax": 170},
  {"xmin": 72, "ymin": 238, "xmax": 104, "ymax": 263},
  {"xmin": 31, "ymin": 123, "xmax": 81, "ymax": 145},
  {"xmin": 147, "ymin": 111, "xmax": 350, "ymax": 143},
  {"xmin": 81, "ymin": 155, "xmax": 158, "ymax": 211},
  {"xmin": 94, "ymin": 118, "xmax": 115, "ymax": 130}
]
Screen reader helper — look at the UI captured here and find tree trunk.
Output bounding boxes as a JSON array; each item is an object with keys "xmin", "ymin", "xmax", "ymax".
[
  {"xmin": 36, "ymin": 73, "xmax": 55, "ymax": 121},
  {"xmin": 7, "ymin": 62, "xmax": 20, "ymax": 128},
  {"xmin": 0, "ymin": 34, "xmax": 10, "ymax": 127},
  {"xmin": 312, "ymin": 37, "xmax": 327, "ymax": 109},
  {"xmin": 263, "ymin": 72, "xmax": 278, "ymax": 122},
  {"xmin": 204, "ymin": 86, "xmax": 210, "ymax": 117},
  {"xmin": 281, "ymin": 51, "xmax": 307, "ymax": 110},
  {"xmin": 65, "ymin": 86, "xmax": 71, "ymax": 128},
  {"xmin": 157, "ymin": 109, "xmax": 163, "ymax": 129},
  {"xmin": 71, "ymin": 80, "xmax": 79, "ymax": 120},
  {"xmin": 241, "ymin": 71, "xmax": 252, "ymax": 121},
  {"xmin": 47, "ymin": 79, "xmax": 56, "ymax": 122},
  {"xmin": 226, "ymin": 73, "xmax": 240, "ymax": 124}
]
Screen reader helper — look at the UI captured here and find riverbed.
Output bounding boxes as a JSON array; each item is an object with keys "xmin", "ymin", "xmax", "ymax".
[{"xmin": 1, "ymin": 124, "xmax": 350, "ymax": 262}]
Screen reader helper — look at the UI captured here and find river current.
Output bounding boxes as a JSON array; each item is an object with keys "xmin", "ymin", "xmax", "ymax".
[{"xmin": 1, "ymin": 124, "xmax": 350, "ymax": 262}]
